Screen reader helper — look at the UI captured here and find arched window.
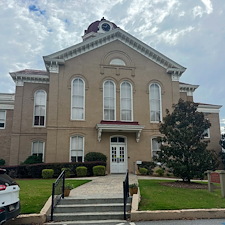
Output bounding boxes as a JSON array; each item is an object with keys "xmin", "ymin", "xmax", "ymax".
[
  {"xmin": 110, "ymin": 58, "xmax": 126, "ymax": 66},
  {"xmin": 103, "ymin": 80, "xmax": 116, "ymax": 120},
  {"xmin": 32, "ymin": 141, "xmax": 44, "ymax": 162},
  {"xmin": 71, "ymin": 78, "xmax": 85, "ymax": 120},
  {"xmin": 120, "ymin": 81, "xmax": 133, "ymax": 121},
  {"xmin": 151, "ymin": 138, "xmax": 161, "ymax": 159},
  {"xmin": 0, "ymin": 110, "xmax": 6, "ymax": 129},
  {"xmin": 33, "ymin": 90, "xmax": 47, "ymax": 126},
  {"xmin": 70, "ymin": 136, "xmax": 84, "ymax": 162},
  {"xmin": 149, "ymin": 83, "xmax": 162, "ymax": 122}
]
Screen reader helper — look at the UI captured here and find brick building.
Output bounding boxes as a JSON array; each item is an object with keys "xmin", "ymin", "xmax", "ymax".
[{"xmin": 0, "ymin": 18, "xmax": 222, "ymax": 173}]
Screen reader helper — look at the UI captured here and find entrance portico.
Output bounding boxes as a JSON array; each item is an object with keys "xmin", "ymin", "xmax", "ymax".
[{"xmin": 96, "ymin": 121, "xmax": 144, "ymax": 174}]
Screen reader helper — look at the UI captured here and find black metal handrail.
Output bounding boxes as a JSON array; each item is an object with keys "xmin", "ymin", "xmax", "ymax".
[
  {"xmin": 123, "ymin": 170, "xmax": 129, "ymax": 220},
  {"xmin": 50, "ymin": 170, "xmax": 65, "ymax": 221}
]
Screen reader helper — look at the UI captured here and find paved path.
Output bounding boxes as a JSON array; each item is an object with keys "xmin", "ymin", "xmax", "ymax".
[{"xmin": 69, "ymin": 174, "xmax": 138, "ymax": 198}]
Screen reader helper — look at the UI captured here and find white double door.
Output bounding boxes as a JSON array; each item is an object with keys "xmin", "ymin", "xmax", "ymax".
[{"xmin": 110, "ymin": 143, "xmax": 127, "ymax": 173}]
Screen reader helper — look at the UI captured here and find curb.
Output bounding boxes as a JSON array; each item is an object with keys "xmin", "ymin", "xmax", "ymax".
[
  {"xmin": 130, "ymin": 191, "xmax": 225, "ymax": 221},
  {"xmin": 5, "ymin": 196, "xmax": 52, "ymax": 225}
]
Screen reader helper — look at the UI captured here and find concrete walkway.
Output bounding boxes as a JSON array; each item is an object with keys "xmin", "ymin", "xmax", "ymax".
[{"xmin": 69, "ymin": 174, "xmax": 138, "ymax": 198}]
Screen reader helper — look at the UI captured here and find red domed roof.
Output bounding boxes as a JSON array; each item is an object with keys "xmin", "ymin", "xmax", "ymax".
[{"xmin": 84, "ymin": 17, "xmax": 118, "ymax": 35}]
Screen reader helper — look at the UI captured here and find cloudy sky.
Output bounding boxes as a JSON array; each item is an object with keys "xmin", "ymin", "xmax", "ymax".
[{"xmin": 0, "ymin": 0, "xmax": 224, "ymax": 131}]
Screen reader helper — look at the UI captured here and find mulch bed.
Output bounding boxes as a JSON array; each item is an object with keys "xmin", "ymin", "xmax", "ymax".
[{"xmin": 160, "ymin": 181, "xmax": 209, "ymax": 189}]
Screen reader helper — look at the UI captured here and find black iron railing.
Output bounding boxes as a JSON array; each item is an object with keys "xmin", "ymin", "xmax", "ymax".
[
  {"xmin": 123, "ymin": 170, "xmax": 129, "ymax": 220},
  {"xmin": 50, "ymin": 170, "xmax": 65, "ymax": 221}
]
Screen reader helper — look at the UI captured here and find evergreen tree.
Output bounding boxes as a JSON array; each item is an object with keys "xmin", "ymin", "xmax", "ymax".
[
  {"xmin": 157, "ymin": 99, "xmax": 218, "ymax": 182},
  {"xmin": 219, "ymin": 134, "xmax": 225, "ymax": 168}
]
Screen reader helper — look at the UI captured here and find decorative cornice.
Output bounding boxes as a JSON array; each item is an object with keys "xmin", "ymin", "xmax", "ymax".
[
  {"xmin": 96, "ymin": 123, "xmax": 145, "ymax": 143},
  {"xmin": 10, "ymin": 70, "xmax": 49, "ymax": 86},
  {"xmin": 179, "ymin": 83, "xmax": 199, "ymax": 96},
  {"xmin": 43, "ymin": 28, "xmax": 186, "ymax": 75},
  {"xmin": 197, "ymin": 103, "xmax": 222, "ymax": 114},
  {"xmin": 0, "ymin": 93, "xmax": 15, "ymax": 109},
  {"xmin": 43, "ymin": 59, "xmax": 65, "ymax": 73}
]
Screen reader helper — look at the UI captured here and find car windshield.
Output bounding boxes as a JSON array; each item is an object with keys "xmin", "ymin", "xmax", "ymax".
[{"xmin": 0, "ymin": 170, "xmax": 17, "ymax": 186}]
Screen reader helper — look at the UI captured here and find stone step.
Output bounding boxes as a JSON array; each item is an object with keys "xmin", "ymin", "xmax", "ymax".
[
  {"xmin": 50, "ymin": 211, "xmax": 126, "ymax": 221},
  {"xmin": 59, "ymin": 197, "xmax": 130, "ymax": 205},
  {"xmin": 44, "ymin": 219, "xmax": 127, "ymax": 225},
  {"xmin": 54, "ymin": 203, "xmax": 130, "ymax": 213}
]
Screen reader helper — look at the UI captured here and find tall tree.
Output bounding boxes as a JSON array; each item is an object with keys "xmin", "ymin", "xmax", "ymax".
[
  {"xmin": 157, "ymin": 99, "xmax": 218, "ymax": 182},
  {"xmin": 219, "ymin": 134, "xmax": 225, "ymax": 168}
]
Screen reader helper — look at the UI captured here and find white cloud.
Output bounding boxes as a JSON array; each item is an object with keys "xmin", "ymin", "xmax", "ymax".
[
  {"xmin": 193, "ymin": 0, "xmax": 213, "ymax": 18},
  {"xmin": 157, "ymin": 26, "xmax": 195, "ymax": 45},
  {"xmin": 201, "ymin": 0, "xmax": 213, "ymax": 14},
  {"xmin": 0, "ymin": 0, "xmax": 225, "ymax": 127}
]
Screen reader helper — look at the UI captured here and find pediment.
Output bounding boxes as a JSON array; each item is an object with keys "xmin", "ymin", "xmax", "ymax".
[{"xmin": 43, "ymin": 28, "xmax": 186, "ymax": 76}]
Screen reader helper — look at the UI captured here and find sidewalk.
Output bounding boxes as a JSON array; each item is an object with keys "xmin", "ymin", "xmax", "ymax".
[{"xmin": 69, "ymin": 173, "xmax": 138, "ymax": 198}]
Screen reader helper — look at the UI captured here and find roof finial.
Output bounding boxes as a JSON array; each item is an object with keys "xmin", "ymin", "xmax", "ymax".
[{"xmin": 101, "ymin": 17, "xmax": 105, "ymax": 21}]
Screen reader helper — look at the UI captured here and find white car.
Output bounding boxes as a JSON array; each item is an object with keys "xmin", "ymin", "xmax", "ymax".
[{"xmin": 0, "ymin": 169, "xmax": 20, "ymax": 224}]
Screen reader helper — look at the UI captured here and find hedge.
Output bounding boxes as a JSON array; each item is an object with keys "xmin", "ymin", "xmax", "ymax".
[
  {"xmin": 138, "ymin": 161, "xmax": 156, "ymax": 175},
  {"xmin": 42, "ymin": 169, "xmax": 54, "ymax": 179},
  {"xmin": 2, "ymin": 161, "xmax": 106, "ymax": 179},
  {"xmin": 139, "ymin": 167, "xmax": 148, "ymax": 175},
  {"xmin": 93, "ymin": 165, "xmax": 106, "ymax": 176},
  {"xmin": 76, "ymin": 166, "xmax": 87, "ymax": 177},
  {"xmin": 84, "ymin": 152, "xmax": 107, "ymax": 162}
]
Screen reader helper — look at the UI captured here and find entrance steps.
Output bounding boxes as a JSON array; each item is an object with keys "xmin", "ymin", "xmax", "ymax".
[{"xmin": 44, "ymin": 197, "xmax": 131, "ymax": 225}]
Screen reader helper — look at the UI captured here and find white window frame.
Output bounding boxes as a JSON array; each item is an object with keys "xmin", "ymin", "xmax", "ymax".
[
  {"xmin": 71, "ymin": 78, "xmax": 85, "ymax": 120},
  {"xmin": 110, "ymin": 58, "xmax": 126, "ymax": 66},
  {"xmin": 31, "ymin": 141, "xmax": 45, "ymax": 162},
  {"xmin": 0, "ymin": 110, "xmax": 6, "ymax": 129},
  {"xmin": 70, "ymin": 136, "xmax": 84, "ymax": 162},
  {"xmin": 151, "ymin": 137, "xmax": 161, "ymax": 159},
  {"xmin": 203, "ymin": 128, "xmax": 210, "ymax": 138},
  {"xmin": 149, "ymin": 83, "xmax": 162, "ymax": 123},
  {"xmin": 33, "ymin": 90, "xmax": 47, "ymax": 127},
  {"xmin": 103, "ymin": 80, "xmax": 116, "ymax": 121},
  {"xmin": 120, "ymin": 81, "xmax": 133, "ymax": 121}
]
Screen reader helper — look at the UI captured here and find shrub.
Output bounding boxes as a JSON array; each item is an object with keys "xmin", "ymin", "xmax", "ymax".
[
  {"xmin": 93, "ymin": 165, "xmax": 105, "ymax": 176},
  {"xmin": 84, "ymin": 152, "xmax": 107, "ymax": 162},
  {"xmin": 22, "ymin": 155, "xmax": 43, "ymax": 165},
  {"xmin": 0, "ymin": 159, "xmax": 5, "ymax": 166},
  {"xmin": 2, "ymin": 161, "xmax": 106, "ymax": 178},
  {"xmin": 139, "ymin": 167, "xmax": 148, "ymax": 175},
  {"xmin": 155, "ymin": 168, "xmax": 164, "ymax": 176},
  {"xmin": 42, "ymin": 169, "xmax": 54, "ymax": 179},
  {"xmin": 76, "ymin": 166, "xmax": 87, "ymax": 177},
  {"xmin": 62, "ymin": 168, "xmax": 71, "ymax": 178},
  {"xmin": 138, "ymin": 161, "xmax": 156, "ymax": 175}
]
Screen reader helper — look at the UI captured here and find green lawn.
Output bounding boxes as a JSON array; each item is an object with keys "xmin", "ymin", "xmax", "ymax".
[
  {"xmin": 139, "ymin": 179, "xmax": 225, "ymax": 211},
  {"xmin": 16, "ymin": 179, "xmax": 90, "ymax": 214}
]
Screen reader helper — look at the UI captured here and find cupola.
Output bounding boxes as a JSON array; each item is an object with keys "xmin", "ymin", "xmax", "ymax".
[{"xmin": 82, "ymin": 17, "xmax": 118, "ymax": 41}]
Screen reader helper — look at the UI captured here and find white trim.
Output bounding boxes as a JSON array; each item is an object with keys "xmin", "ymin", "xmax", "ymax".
[
  {"xmin": 110, "ymin": 58, "xmax": 126, "ymax": 66},
  {"xmin": 120, "ymin": 81, "xmax": 133, "ymax": 122},
  {"xmin": 0, "ymin": 110, "xmax": 6, "ymax": 129},
  {"xmin": 0, "ymin": 94, "xmax": 15, "ymax": 110},
  {"xmin": 44, "ymin": 28, "xmax": 186, "ymax": 74},
  {"xmin": 0, "ymin": 104, "xmax": 14, "ymax": 110},
  {"xmin": 98, "ymin": 20, "xmax": 113, "ymax": 33},
  {"xmin": 71, "ymin": 78, "xmax": 85, "ymax": 121},
  {"xmin": 10, "ymin": 72, "xmax": 49, "ymax": 85},
  {"xmin": 151, "ymin": 137, "xmax": 161, "ymax": 159},
  {"xmin": 96, "ymin": 123, "xmax": 144, "ymax": 143},
  {"xmin": 33, "ymin": 90, "xmax": 47, "ymax": 127},
  {"xmin": 149, "ymin": 83, "xmax": 162, "ymax": 123},
  {"xmin": 110, "ymin": 135, "xmax": 127, "ymax": 174},
  {"xmin": 197, "ymin": 104, "xmax": 221, "ymax": 114},
  {"xmin": 69, "ymin": 135, "xmax": 84, "ymax": 162},
  {"xmin": 31, "ymin": 140, "xmax": 45, "ymax": 162},
  {"xmin": 203, "ymin": 128, "xmax": 210, "ymax": 139},
  {"xmin": 103, "ymin": 80, "xmax": 116, "ymax": 121}
]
